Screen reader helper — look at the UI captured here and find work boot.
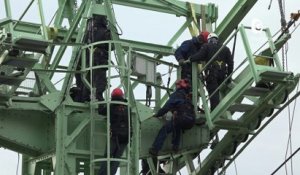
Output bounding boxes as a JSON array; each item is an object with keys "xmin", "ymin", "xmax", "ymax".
[
  {"xmin": 172, "ymin": 145, "xmax": 179, "ymax": 153},
  {"xmin": 149, "ymin": 148, "xmax": 158, "ymax": 156}
]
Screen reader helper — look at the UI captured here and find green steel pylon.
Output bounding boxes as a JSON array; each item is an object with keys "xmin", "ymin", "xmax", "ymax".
[{"xmin": 0, "ymin": 1, "xmax": 299, "ymax": 175}]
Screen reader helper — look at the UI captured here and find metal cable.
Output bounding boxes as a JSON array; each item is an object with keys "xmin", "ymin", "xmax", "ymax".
[
  {"xmin": 16, "ymin": 153, "xmax": 19, "ymax": 175},
  {"xmin": 284, "ymin": 83, "xmax": 299, "ymax": 175},
  {"xmin": 281, "ymin": 46, "xmax": 285, "ymax": 71},
  {"xmin": 108, "ymin": 2, "xmax": 123, "ymax": 36},
  {"xmin": 284, "ymin": 43, "xmax": 289, "ymax": 71},
  {"xmin": 284, "ymin": 97, "xmax": 291, "ymax": 175},
  {"xmin": 268, "ymin": 0, "xmax": 274, "ymax": 10},
  {"xmin": 271, "ymin": 147, "xmax": 300, "ymax": 175},
  {"xmin": 48, "ymin": 9, "xmax": 59, "ymax": 26},
  {"xmin": 234, "ymin": 160, "xmax": 238, "ymax": 175}
]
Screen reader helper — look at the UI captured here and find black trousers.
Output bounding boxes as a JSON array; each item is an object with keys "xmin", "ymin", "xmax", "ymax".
[
  {"xmin": 81, "ymin": 49, "xmax": 108, "ymax": 102},
  {"xmin": 98, "ymin": 136, "xmax": 128, "ymax": 175},
  {"xmin": 206, "ymin": 70, "xmax": 226, "ymax": 111}
]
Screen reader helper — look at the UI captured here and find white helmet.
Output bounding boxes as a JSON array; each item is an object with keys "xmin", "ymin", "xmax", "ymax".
[{"xmin": 207, "ymin": 33, "xmax": 218, "ymax": 40}]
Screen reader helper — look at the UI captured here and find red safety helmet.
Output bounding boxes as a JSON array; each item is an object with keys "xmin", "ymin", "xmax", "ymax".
[
  {"xmin": 175, "ymin": 79, "xmax": 190, "ymax": 89},
  {"xmin": 199, "ymin": 31, "xmax": 210, "ymax": 43},
  {"xmin": 111, "ymin": 88, "xmax": 124, "ymax": 97}
]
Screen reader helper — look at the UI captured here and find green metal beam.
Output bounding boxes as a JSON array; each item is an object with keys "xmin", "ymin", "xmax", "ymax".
[
  {"xmin": 0, "ymin": 110, "xmax": 54, "ymax": 156},
  {"xmin": 54, "ymin": 106, "xmax": 68, "ymax": 175},
  {"xmin": 215, "ymin": 0, "xmax": 258, "ymax": 42},
  {"xmin": 112, "ymin": 0, "xmax": 197, "ymax": 17},
  {"xmin": 103, "ymin": 0, "xmax": 140, "ymax": 174},
  {"xmin": 120, "ymin": 39, "xmax": 174, "ymax": 55},
  {"xmin": 54, "ymin": 0, "xmax": 68, "ymax": 27},
  {"xmin": 0, "ymin": 18, "xmax": 12, "ymax": 27},
  {"xmin": 49, "ymin": 1, "xmax": 88, "ymax": 78},
  {"xmin": 12, "ymin": 0, "xmax": 34, "ymax": 29},
  {"xmin": 59, "ymin": 0, "xmax": 92, "ymax": 98}
]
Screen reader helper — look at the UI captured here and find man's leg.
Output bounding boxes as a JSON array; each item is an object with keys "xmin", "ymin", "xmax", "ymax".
[
  {"xmin": 171, "ymin": 122, "xmax": 181, "ymax": 152},
  {"xmin": 81, "ymin": 71, "xmax": 91, "ymax": 102},
  {"xmin": 94, "ymin": 68, "xmax": 107, "ymax": 101},
  {"xmin": 98, "ymin": 137, "xmax": 118, "ymax": 175},
  {"xmin": 93, "ymin": 49, "xmax": 108, "ymax": 113},
  {"xmin": 206, "ymin": 78, "xmax": 219, "ymax": 111},
  {"xmin": 150, "ymin": 121, "xmax": 173, "ymax": 154},
  {"xmin": 110, "ymin": 141, "xmax": 127, "ymax": 175}
]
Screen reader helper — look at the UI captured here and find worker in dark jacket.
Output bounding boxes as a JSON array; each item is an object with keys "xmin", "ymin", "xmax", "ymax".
[
  {"xmin": 187, "ymin": 33, "xmax": 233, "ymax": 111},
  {"xmin": 98, "ymin": 88, "xmax": 131, "ymax": 175},
  {"xmin": 149, "ymin": 79, "xmax": 196, "ymax": 156},
  {"xmin": 175, "ymin": 31, "xmax": 209, "ymax": 82},
  {"xmin": 73, "ymin": 15, "xmax": 111, "ymax": 106}
]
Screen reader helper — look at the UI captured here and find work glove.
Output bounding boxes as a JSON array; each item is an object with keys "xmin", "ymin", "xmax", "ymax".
[
  {"xmin": 183, "ymin": 58, "xmax": 191, "ymax": 64},
  {"xmin": 178, "ymin": 59, "xmax": 185, "ymax": 66}
]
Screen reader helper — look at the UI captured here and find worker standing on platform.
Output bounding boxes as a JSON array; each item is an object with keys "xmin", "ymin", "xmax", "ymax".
[
  {"xmin": 175, "ymin": 31, "xmax": 209, "ymax": 82},
  {"xmin": 149, "ymin": 79, "xmax": 196, "ymax": 156},
  {"xmin": 73, "ymin": 15, "xmax": 111, "ymax": 110},
  {"xmin": 186, "ymin": 33, "xmax": 233, "ymax": 111},
  {"xmin": 98, "ymin": 88, "xmax": 131, "ymax": 175}
]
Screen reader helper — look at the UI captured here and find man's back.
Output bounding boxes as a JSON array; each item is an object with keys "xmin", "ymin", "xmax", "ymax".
[
  {"xmin": 190, "ymin": 39, "xmax": 233, "ymax": 75},
  {"xmin": 109, "ymin": 97, "xmax": 130, "ymax": 142},
  {"xmin": 175, "ymin": 37, "xmax": 202, "ymax": 61}
]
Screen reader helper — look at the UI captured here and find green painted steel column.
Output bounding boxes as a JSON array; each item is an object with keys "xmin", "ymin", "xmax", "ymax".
[
  {"xmin": 37, "ymin": 0, "xmax": 49, "ymax": 40},
  {"xmin": 54, "ymin": 105, "xmax": 68, "ymax": 175},
  {"xmin": 239, "ymin": 25, "xmax": 259, "ymax": 82},
  {"xmin": 4, "ymin": 0, "xmax": 13, "ymax": 32},
  {"xmin": 191, "ymin": 62, "xmax": 198, "ymax": 115},
  {"xmin": 215, "ymin": 0, "xmax": 258, "ymax": 42},
  {"xmin": 265, "ymin": 28, "xmax": 283, "ymax": 71},
  {"xmin": 199, "ymin": 79, "xmax": 214, "ymax": 129},
  {"xmin": 58, "ymin": 0, "xmax": 91, "ymax": 97},
  {"xmin": 54, "ymin": 0, "xmax": 68, "ymax": 27},
  {"xmin": 104, "ymin": 1, "xmax": 140, "ymax": 174},
  {"xmin": 49, "ymin": 1, "xmax": 89, "ymax": 79}
]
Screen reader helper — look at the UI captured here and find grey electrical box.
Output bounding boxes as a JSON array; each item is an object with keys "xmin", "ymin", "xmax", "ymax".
[{"xmin": 131, "ymin": 52, "xmax": 156, "ymax": 83}]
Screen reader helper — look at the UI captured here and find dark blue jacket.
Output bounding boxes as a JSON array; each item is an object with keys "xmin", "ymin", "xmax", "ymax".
[
  {"xmin": 175, "ymin": 37, "xmax": 204, "ymax": 61},
  {"xmin": 155, "ymin": 89, "xmax": 192, "ymax": 117}
]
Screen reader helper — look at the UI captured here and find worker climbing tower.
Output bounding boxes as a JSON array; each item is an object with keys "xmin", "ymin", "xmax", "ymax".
[{"xmin": 0, "ymin": 0, "xmax": 299, "ymax": 175}]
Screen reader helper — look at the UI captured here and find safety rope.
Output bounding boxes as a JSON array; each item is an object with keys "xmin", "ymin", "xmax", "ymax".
[
  {"xmin": 166, "ymin": 65, "xmax": 173, "ymax": 96},
  {"xmin": 233, "ymin": 160, "xmax": 238, "ymax": 175},
  {"xmin": 281, "ymin": 45, "xmax": 285, "ymax": 71},
  {"xmin": 146, "ymin": 85, "xmax": 152, "ymax": 107},
  {"xmin": 268, "ymin": 0, "xmax": 273, "ymax": 10},
  {"xmin": 277, "ymin": 0, "xmax": 287, "ymax": 71},
  {"xmin": 284, "ymin": 43, "xmax": 289, "ymax": 71},
  {"xmin": 278, "ymin": 0, "xmax": 287, "ymax": 30}
]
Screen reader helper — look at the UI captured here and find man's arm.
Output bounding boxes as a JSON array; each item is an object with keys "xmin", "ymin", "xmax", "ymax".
[
  {"xmin": 175, "ymin": 40, "xmax": 191, "ymax": 61},
  {"xmin": 154, "ymin": 92, "xmax": 182, "ymax": 117},
  {"xmin": 189, "ymin": 44, "xmax": 208, "ymax": 62}
]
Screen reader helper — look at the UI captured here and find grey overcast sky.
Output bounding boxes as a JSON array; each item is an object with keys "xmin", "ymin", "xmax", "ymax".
[{"xmin": 1, "ymin": 0, "xmax": 300, "ymax": 175}]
